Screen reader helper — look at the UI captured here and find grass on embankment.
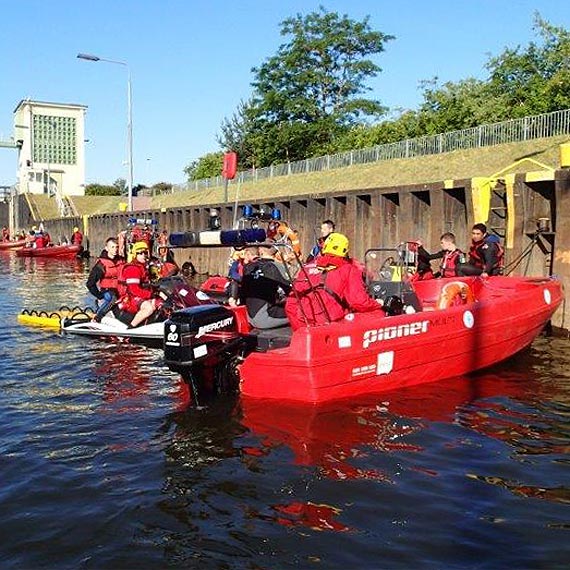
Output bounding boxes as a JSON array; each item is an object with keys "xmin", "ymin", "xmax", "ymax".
[{"xmin": 152, "ymin": 135, "xmax": 569, "ymax": 209}]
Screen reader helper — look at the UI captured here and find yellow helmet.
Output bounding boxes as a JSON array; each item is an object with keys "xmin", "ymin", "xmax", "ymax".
[
  {"xmin": 322, "ymin": 232, "xmax": 349, "ymax": 257},
  {"xmin": 131, "ymin": 241, "xmax": 149, "ymax": 255}
]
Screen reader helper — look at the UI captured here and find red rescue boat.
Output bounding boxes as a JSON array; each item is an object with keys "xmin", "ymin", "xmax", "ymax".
[
  {"xmin": 164, "ymin": 275, "xmax": 563, "ymax": 404},
  {"xmin": 240, "ymin": 276, "xmax": 563, "ymax": 402},
  {"xmin": 16, "ymin": 244, "xmax": 84, "ymax": 259},
  {"xmin": 0, "ymin": 239, "xmax": 26, "ymax": 250}
]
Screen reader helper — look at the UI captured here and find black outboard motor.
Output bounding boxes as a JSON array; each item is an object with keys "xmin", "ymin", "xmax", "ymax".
[{"xmin": 164, "ymin": 304, "xmax": 251, "ymax": 394}]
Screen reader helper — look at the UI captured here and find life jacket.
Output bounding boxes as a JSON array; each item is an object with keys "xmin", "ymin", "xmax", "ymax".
[
  {"xmin": 72, "ymin": 231, "xmax": 83, "ymax": 246},
  {"xmin": 286, "ymin": 266, "xmax": 348, "ymax": 328},
  {"xmin": 117, "ymin": 261, "xmax": 150, "ymax": 297},
  {"xmin": 440, "ymin": 249, "xmax": 464, "ymax": 278},
  {"xmin": 34, "ymin": 233, "xmax": 46, "ymax": 248},
  {"xmin": 98, "ymin": 256, "xmax": 124, "ymax": 290},
  {"xmin": 469, "ymin": 236, "xmax": 504, "ymax": 273},
  {"xmin": 158, "ymin": 261, "xmax": 179, "ymax": 278}
]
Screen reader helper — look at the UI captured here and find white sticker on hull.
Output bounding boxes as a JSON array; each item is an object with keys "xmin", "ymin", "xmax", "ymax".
[
  {"xmin": 338, "ymin": 336, "xmax": 352, "ymax": 348},
  {"xmin": 352, "ymin": 364, "xmax": 376, "ymax": 377},
  {"xmin": 463, "ymin": 310, "xmax": 475, "ymax": 329},
  {"xmin": 544, "ymin": 288, "xmax": 552, "ymax": 305},
  {"xmin": 193, "ymin": 344, "xmax": 207, "ymax": 358},
  {"xmin": 376, "ymin": 351, "xmax": 394, "ymax": 375}
]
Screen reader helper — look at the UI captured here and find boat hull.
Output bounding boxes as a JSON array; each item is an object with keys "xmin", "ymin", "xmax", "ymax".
[
  {"xmin": 16, "ymin": 244, "xmax": 83, "ymax": 258},
  {"xmin": 0, "ymin": 239, "xmax": 26, "ymax": 250},
  {"xmin": 239, "ymin": 276, "xmax": 563, "ymax": 403}
]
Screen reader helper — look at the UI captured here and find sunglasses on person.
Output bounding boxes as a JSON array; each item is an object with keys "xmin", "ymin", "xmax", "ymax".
[{"xmin": 136, "ymin": 249, "xmax": 149, "ymax": 255}]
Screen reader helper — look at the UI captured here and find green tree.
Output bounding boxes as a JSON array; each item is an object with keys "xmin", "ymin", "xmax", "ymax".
[
  {"xmin": 414, "ymin": 77, "xmax": 497, "ymax": 134},
  {"xmin": 113, "ymin": 178, "xmax": 127, "ymax": 195},
  {"xmin": 150, "ymin": 182, "xmax": 173, "ymax": 195},
  {"xmin": 219, "ymin": 7, "xmax": 394, "ymax": 166},
  {"xmin": 84, "ymin": 183, "xmax": 121, "ymax": 196},
  {"xmin": 411, "ymin": 14, "xmax": 570, "ymax": 132},
  {"xmin": 218, "ymin": 99, "xmax": 260, "ymax": 169},
  {"xmin": 485, "ymin": 14, "xmax": 570, "ymax": 117},
  {"xmin": 184, "ymin": 152, "xmax": 224, "ymax": 181}
]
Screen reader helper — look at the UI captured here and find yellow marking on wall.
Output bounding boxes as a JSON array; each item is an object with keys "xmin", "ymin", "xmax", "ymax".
[
  {"xmin": 504, "ymin": 174, "xmax": 515, "ymax": 249},
  {"xmin": 471, "ymin": 177, "xmax": 492, "ymax": 223},
  {"xmin": 525, "ymin": 170, "xmax": 555, "ymax": 182},
  {"xmin": 444, "ymin": 179, "xmax": 455, "ymax": 189},
  {"xmin": 472, "ymin": 157, "xmax": 555, "ymax": 240}
]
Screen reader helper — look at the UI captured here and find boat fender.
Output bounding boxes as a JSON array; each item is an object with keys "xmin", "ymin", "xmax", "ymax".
[{"xmin": 436, "ymin": 281, "xmax": 475, "ymax": 310}]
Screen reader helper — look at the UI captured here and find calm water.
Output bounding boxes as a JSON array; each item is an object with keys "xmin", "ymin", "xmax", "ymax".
[{"xmin": 1, "ymin": 251, "xmax": 570, "ymax": 569}]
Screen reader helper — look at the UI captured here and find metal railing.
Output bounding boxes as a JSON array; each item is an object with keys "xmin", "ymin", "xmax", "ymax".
[{"xmin": 178, "ymin": 108, "xmax": 570, "ymax": 194}]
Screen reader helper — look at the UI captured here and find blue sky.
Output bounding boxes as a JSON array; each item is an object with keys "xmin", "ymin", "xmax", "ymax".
[{"xmin": 0, "ymin": 0, "xmax": 568, "ymax": 187}]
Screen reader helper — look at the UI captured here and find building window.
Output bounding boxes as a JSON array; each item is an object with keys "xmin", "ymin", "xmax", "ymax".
[{"xmin": 32, "ymin": 114, "xmax": 77, "ymax": 165}]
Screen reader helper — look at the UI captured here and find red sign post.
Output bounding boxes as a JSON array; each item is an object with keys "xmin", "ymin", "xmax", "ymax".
[{"xmin": 222, "ymin": 152, "xmax": 237, "ymax": 202}]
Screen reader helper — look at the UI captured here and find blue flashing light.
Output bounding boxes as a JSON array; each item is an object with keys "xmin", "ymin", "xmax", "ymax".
[
  {"xmin": 271, "ymin": 208, "xmax": 281, "ymax": 220},
  {"xmin": 243, "ymin": 204, "xmax": 254, "ymax": 218},
  {"xmin": 168, "ymin": 228, "xmax": 266, "ymax": 248}
]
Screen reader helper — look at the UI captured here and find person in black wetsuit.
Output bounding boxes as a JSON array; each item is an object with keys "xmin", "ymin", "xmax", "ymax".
[{"xmin": 241, "ymin": 242, "xmax": 292, "ymax": 329}]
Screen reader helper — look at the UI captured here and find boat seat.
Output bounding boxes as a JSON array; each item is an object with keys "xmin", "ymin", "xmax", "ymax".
[{"xmin": 249, "ymin": 325, "xmax": 293, "ymax": 352}]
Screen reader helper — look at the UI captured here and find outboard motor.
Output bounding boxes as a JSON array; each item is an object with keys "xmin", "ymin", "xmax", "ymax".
[{"xmin": 164, "ymin": 304, "xmax": 252, "ymax": 395}]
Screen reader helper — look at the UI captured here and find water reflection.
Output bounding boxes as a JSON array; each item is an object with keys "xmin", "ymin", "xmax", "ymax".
[
  {"xmin": 238, "ymin": 373, "xmax": 529, "ymax": 480},
  {"xmin": 154, "ymin": 368, "xmax": 550, "ymax": 541}
]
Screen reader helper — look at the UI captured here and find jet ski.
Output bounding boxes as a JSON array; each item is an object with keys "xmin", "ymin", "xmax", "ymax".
[
  {"xmin": 59, "ymin": 276, "xmax": 210, "ymax": 346},
  {"xmin": 61, "ymin": 312, "xmax": 166, "ymax": 344}
]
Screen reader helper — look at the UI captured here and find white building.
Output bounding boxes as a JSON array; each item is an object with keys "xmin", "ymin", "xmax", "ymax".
[{"xmin": 14, "ymin": 99, "xmax": 87, "ymax": 197}]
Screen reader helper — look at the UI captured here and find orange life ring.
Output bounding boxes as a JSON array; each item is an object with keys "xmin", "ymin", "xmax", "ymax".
[
  {"xmin": 270, "ymin": 221, "xmax": 302, "ymax": 258},
  {"xmin": 436, "ymin": 281, "xmax": 475, "ymax": 310}
]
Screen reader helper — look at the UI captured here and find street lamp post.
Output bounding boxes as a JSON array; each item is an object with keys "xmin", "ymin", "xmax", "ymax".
[{"xmin": 77, "ymin": 52, "xmax": 133, "ymax": 212}]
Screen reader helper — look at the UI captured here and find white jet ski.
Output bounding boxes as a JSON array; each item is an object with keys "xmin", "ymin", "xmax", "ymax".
[
  {"xmin": 61, "ymin": 312, "xmax": 165, "ymax": 344},
  {"xmin": 60, "ymin": 276, "xmax": 212, "ymax": 345}
]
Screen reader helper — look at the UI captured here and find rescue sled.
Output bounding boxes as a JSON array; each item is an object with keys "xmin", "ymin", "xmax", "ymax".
[
  {"xmin": 18, "ymin": 306, "xmax": 96, "ymax": 329},
  {"xmin": 163, "ymin": 238, "xmax": 564, "ymax": 403}
]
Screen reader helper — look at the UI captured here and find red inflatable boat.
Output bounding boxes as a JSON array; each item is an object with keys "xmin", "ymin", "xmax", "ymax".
[
  {"xmin": 16, "ymin": 244, "xmax": 83, "ymax": 259},
  {"xmin": 0, "ymin": 239, "xmax": 26, "ymax": 250}
]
